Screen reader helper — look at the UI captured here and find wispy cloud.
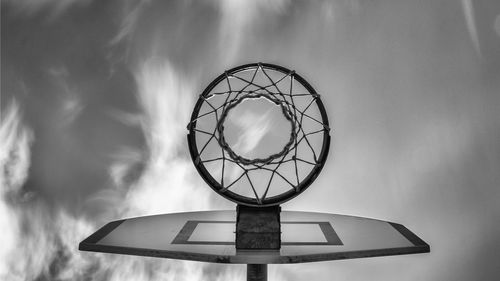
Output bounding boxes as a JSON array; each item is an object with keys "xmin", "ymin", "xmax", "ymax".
[
  {"xmin": 122, "ymin": 59, "xmax": 212, "ymax": 215},
  {"xmin": 0, "ymin": 101, "xmax": 33, "ymax": 193},
  {"xmin": 110, "ymin": 0, "xmax": 149, "ymax": 46},
  {"xmin": 0, "ymin": 101, "xmax": 95, "ymax": 281},
  {"xmin": 461, "ymin": 0, "xmax": 482, "ymax": 57},
  {"xmin": 230, "ymin": 109, "xmax": 272, "ymax": 154},
  {"xmin": 2, "ymin": 0, "xmax": 91, "ymax": 19},
  {"xmin": 47, "ymin": 66, "xmax": 85, "ymax": 127},
  {"xmin": 0, "ymin": 101, "xmax": 33, "ymax": 278},
  {"xmin": 215, "ymin": 0, "xmax": 289, "ymax": 63}
]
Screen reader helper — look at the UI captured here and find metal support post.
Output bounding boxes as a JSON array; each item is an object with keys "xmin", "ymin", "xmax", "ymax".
[{"xmin": 247, "ymin": 264, "xmax": 267, "ymax": 281}]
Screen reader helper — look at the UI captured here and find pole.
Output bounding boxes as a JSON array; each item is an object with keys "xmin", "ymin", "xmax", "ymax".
[{"xmin": 247, "ymin": 264, "xmax": 267, "ymax": 281}]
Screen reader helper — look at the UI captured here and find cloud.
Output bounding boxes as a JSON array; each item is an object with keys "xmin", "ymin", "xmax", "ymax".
[
  {"xmin": 461, "ymin": 0, "xmax": 482, "ymax": 57},
  {"xmin": 0, "ymin": 101, "xmax": 33, "ymax": 278},
  {"xmin": 0, "ymin": 101, "xmax": 33, "ymax": 193},
  {"xmin": 110, "ymin": 0, "xmax": 149, "ymax": 46},
  {"xmin": 120, "ymin": 59, "xmax": 212, "ymax": 215},
  {"xmin": 230, "ymin": 109, "xmax": 272, "ymax": 154},
  {"xmin": 2, "ymin": 0, "xmax": 91, "ymax": 19},
  {"xmin": 0, "ymin": 101, "xmax": 95, "ymax": 281},
  {"xmin": 214, "ymin": 0, "xmax": 289, "ymax": 63},
  {"xmin": 47, "ymin": 65, "xmax": 85, "ymax": 127}
]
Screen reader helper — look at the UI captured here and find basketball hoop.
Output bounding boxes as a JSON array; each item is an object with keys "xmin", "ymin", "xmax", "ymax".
[
  {"xmin": 187, "ymin": 63, "xmax": 331, "ymax": 207},
  {"xmin": 81, "ymin": 63, "xmax": 428, "ymax": 281}
]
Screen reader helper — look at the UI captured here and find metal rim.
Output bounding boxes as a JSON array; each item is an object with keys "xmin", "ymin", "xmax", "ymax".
[{"xmin": 187, "ymin": 62, "xmax": 330, "ymax": 207}]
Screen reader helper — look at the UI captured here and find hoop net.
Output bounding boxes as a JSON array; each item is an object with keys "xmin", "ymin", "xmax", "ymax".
[{"xmin": 188, "ymin": 63, "xmax": 330, "ymax": 206}]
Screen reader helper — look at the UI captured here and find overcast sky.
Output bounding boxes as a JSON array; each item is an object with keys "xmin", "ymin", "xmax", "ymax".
[{"xmin": 2, "ymin": 0, "xmax": 500, "ymax": 280}]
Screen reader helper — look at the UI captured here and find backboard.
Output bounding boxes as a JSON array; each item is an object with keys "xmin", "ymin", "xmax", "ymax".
[{"xmin": 79, "ymin": 210, "xmax": 429, "ymax": 264}]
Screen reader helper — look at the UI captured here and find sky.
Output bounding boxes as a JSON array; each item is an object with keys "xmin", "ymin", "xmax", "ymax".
[{"xmin": 1, "ymin": 0, "xmax": 500, "ymax": 280}]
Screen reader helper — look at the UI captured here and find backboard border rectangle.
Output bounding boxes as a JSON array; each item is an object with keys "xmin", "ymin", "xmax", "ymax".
[{"xmin": 171, "ymin": 220, "xmax": 342, "ymax": 246}]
